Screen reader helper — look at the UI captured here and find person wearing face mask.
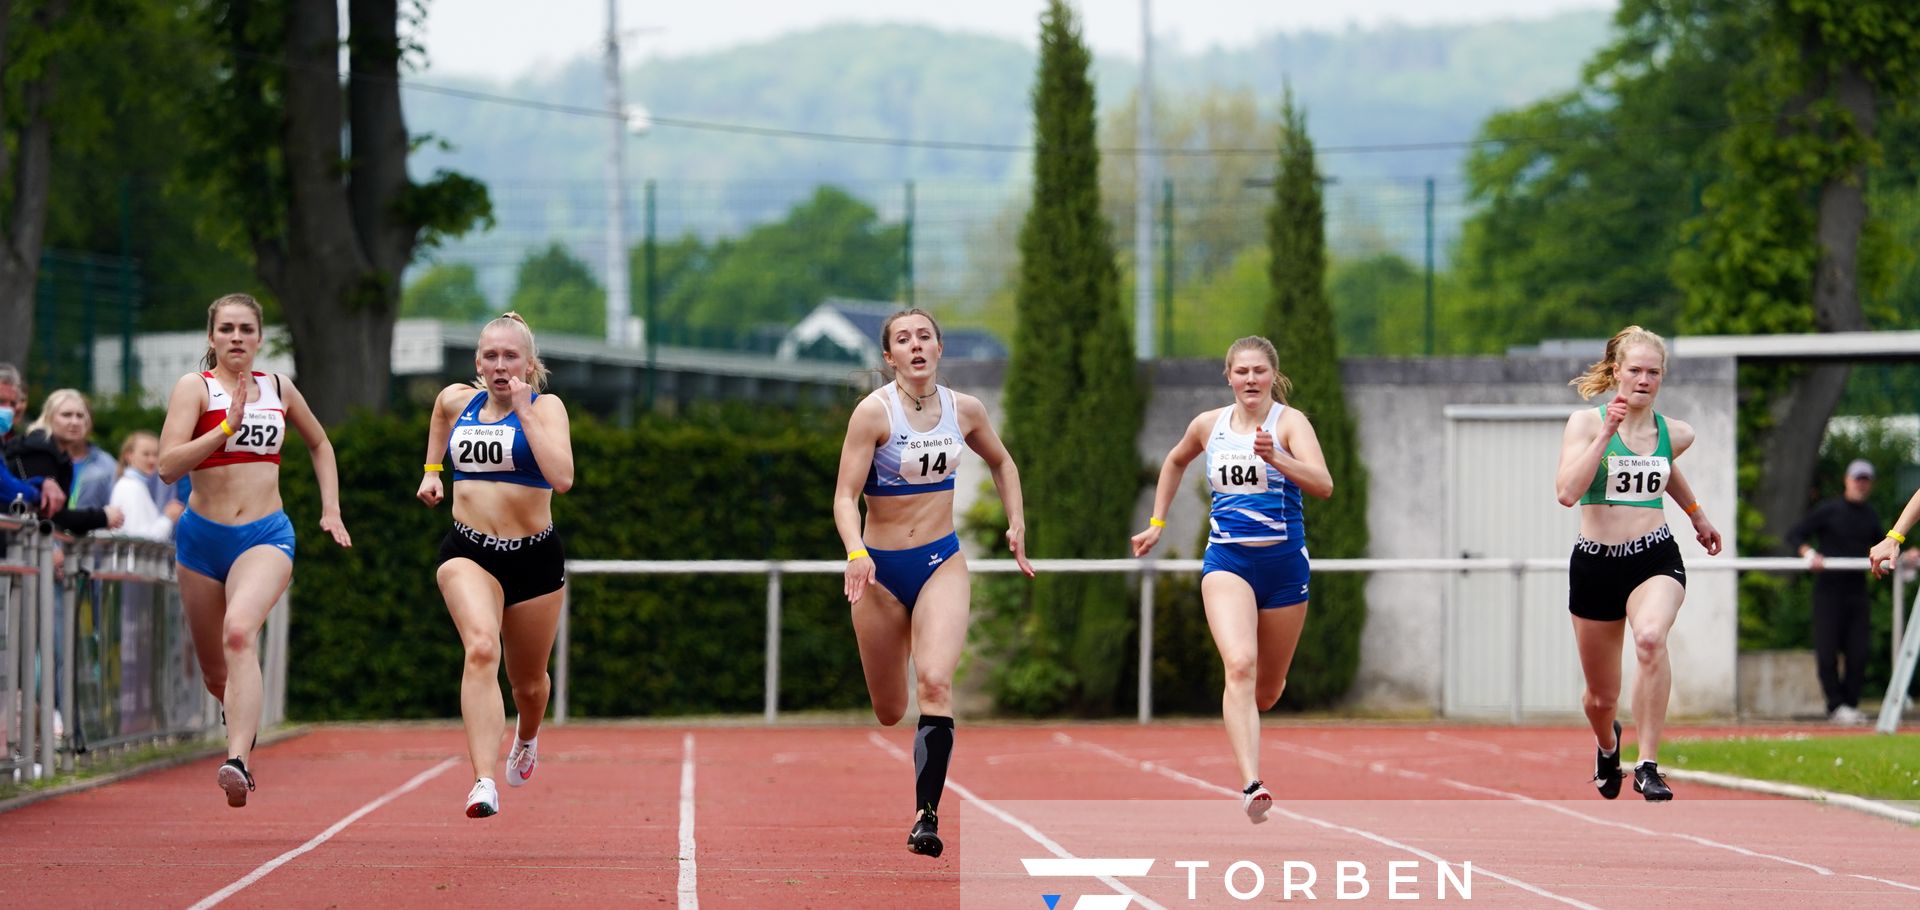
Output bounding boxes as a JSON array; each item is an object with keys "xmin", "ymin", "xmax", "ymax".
[
  {"xmin": 0, "ymin": 364, "xmax": 64, "ymax": 520},
  {"xmin": 1131, "ymin": 336, "xmax": 1334, "ymax": 825},
  {"xmin": 111, "ymin": 431, "xmax": 185, "ymax": 541},
  {"xmin": 5, "ymin": 389, "xmax": 124, "ymax": 536}
]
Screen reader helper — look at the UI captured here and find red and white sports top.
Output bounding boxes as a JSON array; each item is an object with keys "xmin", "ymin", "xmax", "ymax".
[{"xmin": 193, "ymin": 371, "xmax": 287, "ymax": 469}]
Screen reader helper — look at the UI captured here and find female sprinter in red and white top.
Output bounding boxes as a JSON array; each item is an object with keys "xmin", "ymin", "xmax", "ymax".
[{"xmin": 159, "ymin": 293, "xmax": 352, "ymax": 808}]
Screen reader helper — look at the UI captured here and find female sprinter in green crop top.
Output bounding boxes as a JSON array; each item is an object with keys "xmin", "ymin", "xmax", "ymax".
[{"xmin": 1554, "ymin": 326, "xmax": 1721, "ymax": 802}]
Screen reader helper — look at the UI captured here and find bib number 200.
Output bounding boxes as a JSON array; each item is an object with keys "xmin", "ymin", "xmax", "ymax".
[{"xmin": 457, "ymin": 439, "xmax": 506, "ymax": 465}]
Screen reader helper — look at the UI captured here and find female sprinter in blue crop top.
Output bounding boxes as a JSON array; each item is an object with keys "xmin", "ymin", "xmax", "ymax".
[
  {"xmin": 417, "ymin": 312, "xmax": 574, "ymax": 819},
  {"xmin": 833, "ymin": 307, "xmax": 1034, "ymax": 858},
  {"xmin": 1555, "ymin": 325, "xmax": 1719, "ymax": 802},
  {"xmin": 1131, "ymin": 336, "xmax": 1332, "ymax": 824},
  {"xmin": 158, "ymin": 293, "xmax": 352, "ymax": 808}
]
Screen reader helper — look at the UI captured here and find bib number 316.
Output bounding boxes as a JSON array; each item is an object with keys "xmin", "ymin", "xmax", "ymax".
[{"xmin": 1607, "ymin": 455, "xmax": 1667, "ymax": 504}]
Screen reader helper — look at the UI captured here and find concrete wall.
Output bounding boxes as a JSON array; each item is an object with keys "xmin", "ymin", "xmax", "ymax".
[{"xmin": 938, "ymin": 351, "xmax": 1740, "ymax": 718}]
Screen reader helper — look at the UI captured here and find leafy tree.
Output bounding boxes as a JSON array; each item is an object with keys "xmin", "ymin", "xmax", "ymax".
[
  {"xmin": 402, "ymin": 262, "xmax": 489, "ymax": 322},
  {"xmin": 996, "ymin": 0, "xmax": 1144, "ymax": 715},
  {"xmin": 509, "ymin": 243, "xmax": 603, "ymax": 336},
  {"xmin": 1455, "ymin": 0, "xmax": 1762, "ymax": 352},
  {"xmin": 0, "ymin": 0, "xmax": 82, "ymax": 370},
  {"xmin": 652, "ymin": 186, "xmax": 904, "ymax": 335},
  {"xmin": 1676, "ymin": 0, "xmax": 1920, "ymax": 548},
  {"xmin": 32, "ymin": 1, "xmax": 254, "ymax": 335},
  {"xmin": 1264, "ymin": 90, "xmax": 1367, "ymax": 708},
  {"xmin": 193, "ymin": 0, "xmax": 492, "ymax": 421},
  {"xmin": 1099, "ymin": 86, "xmax": 1277, "ymax": 288}
]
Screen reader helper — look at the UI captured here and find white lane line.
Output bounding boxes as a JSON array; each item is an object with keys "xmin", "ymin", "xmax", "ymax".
[
  {"xmin": 867, "ymin": 731, "xmax": 1167, "ymax": 910},
  {"xmin": 678, "ymin": 733, "xmax": 698, "ymax": 910},
  {"xmin": 1055, "ymin": 733, "xmax": 1598, "ymax": 910},
  {"xmin": 187, "ymin": 757, "xmax": 459, "ymax": 910},
  {"xmin": 1266, "ymin": 738, "xmax": 1920, "ymax": 889}
]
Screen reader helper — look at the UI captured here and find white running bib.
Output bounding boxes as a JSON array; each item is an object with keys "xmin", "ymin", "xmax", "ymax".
[
  {"xmin": 223, "ymin": 409, "xmax": 285, "ymax": 456},
  {"xmin": 900, "ymin": 434, "xmax": 962, "ymax": 484},
  {"xmin": 1605, "ymin": 454, "xmax": 1668, "ymax": 504},
  {"xmin": 451, "ymin": 424, "xmax": 518, "ymax": 473},
  {"xmin": 1211, "ymin": 450, "xmax": 1269, "ymax": 494}
]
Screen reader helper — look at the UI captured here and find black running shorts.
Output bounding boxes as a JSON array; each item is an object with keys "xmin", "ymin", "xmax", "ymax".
[
  {"xmin": 436, "ymin": 521, "xmax": 567, "ymax": 607},
  {"xmin": 1567, "ymin": 525, "xmax": 1686, "ymax": 622}
]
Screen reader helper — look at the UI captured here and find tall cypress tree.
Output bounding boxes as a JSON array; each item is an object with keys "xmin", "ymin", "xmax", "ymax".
[
  {"xmin": 1264, "ymin": 90, "xmax": 1367, "ymax": 707},
  {"xmin": 999, "ymin": 0, "xmax": 1144, "ymax": 715}
]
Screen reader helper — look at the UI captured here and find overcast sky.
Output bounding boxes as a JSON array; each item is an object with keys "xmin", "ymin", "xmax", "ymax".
[{"xmin": 415, "ymin": 0, "xmax": 1612, "ymax": 81}]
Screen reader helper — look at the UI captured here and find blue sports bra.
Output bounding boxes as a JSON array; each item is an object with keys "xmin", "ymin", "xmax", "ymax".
[{"xmin": 448, "ymin": 392, "xmax": 551, "ymax": 489}]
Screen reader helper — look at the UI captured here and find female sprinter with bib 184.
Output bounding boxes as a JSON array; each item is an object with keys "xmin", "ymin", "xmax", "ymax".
[
  {"xmin": 1555, "ymin": 326, "xmax": 1720, "ymax": 801},
  {"xmin": 158, "ymin": 293, "xmax": 353, "ymax": 807},
  {"xmin": 1131, "ymin": 336, "xmax": 1331, "ymax": 823},
  {"xmin": 833, "ymin": 308, "xmax": 1033, "ymax": 857},
  {"xmin": 417, "ymin": 313, "xmax": 573, "ymax": 818}
]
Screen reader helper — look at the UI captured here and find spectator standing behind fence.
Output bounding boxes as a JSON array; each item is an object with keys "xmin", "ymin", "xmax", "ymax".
[
  {"xmin": 1131, "ymin": 336, "xmax": 1333, "ymax": 825},
  {"xmin": 111, "ymin": 431, "xmax": 184, "ymax": 542},
  {"xmin": 4, "ymin": 389, "xmax": 122, "ymax": 535},
  {"xmin": 159, "ymin": 293, "xmax": 352, "ymax": 809},
  {"xmin": 1788, "ymin": 460, "xmax": 1883, "ymax": 725},
  {"xmin": 0, "ymin": 365, "xmax": 60, "ymax": 519}
]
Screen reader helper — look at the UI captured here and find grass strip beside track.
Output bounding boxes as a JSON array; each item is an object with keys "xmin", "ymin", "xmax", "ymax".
[{"xmin": 1639, "ymin": 733, "xmax": 1920, "ymax": 801}]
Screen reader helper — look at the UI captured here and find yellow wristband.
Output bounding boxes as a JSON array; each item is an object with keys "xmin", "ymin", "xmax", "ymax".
[
  {"xmin": 1888, "ymin": 530, "xmax": 1907, "ymax": 545},
  {"xmin": 218, "ymin": 419, "xmax": 236, "ymax": 437},
  {"xmin": 1684, "ymin": 501, "xmax": 1702, "ymax": 515},
  {"xmin": 847, "ymin": 549, "xmax": 869, "ymax": 561},
  {"xmin": 1149, "ymin": 517, "xmax": 1166, "ymax": 528},
  {"xmin": 423, "ymin": 464, "xmax": 444, "ymax": 472}
]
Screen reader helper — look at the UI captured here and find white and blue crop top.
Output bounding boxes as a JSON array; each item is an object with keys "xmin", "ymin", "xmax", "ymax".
[
  {"xmin": 448, "ymin": 391, "xmax": 551, "ymax": 489},
  {"xmin": 864, "ymin": 384, "xmax": 963, "ymax": 497},
  {"xmin": 1205, "ymin": 402, "xmax": 1304, "ymax": 547}
]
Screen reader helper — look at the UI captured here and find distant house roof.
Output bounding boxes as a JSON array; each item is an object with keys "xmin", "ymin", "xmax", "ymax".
[{"xmin": 776, "ymin": 298, "xmax": 1006, "ymax": 366}]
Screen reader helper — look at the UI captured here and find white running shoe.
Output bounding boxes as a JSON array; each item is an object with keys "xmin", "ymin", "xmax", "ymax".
[
  {"xmin": 466, "ymin": 777, "xmax": 499, "ymax": 818},
  {"xmin": 506, "ymin": 739, "xmax": 538, "ymax": 788},
  {"xmin": 1241, "ymin": 780, "xmax": 1273, "ymax": 824}
]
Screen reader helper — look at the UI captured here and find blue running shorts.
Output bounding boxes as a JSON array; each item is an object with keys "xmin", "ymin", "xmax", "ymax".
[
  {"xmin": 175, "ymin": 508, "xmax": 296, "ymax": 583},
  {"xmin": 1202, "ymin": 541, "xmax": 1310, "ymax": 610}
]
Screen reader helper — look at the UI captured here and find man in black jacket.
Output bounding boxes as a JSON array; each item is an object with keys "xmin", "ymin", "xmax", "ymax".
[{"xmin": 1786, "ymin": 459, "xmax": 1882, "ymax": 725}]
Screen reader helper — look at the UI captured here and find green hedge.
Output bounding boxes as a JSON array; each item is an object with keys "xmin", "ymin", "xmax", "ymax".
[{"xmin": 276, "ymin": 406, "xmax": 867, "ymax": 720}]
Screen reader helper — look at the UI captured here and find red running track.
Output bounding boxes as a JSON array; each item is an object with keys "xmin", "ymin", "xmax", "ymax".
[{"xmin": 0, "ymin": 722, "xmax": 1914, "ymax": 909}]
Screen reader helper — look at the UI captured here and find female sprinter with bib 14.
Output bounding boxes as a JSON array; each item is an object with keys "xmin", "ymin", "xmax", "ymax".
[
  {"xmin": 1554, "ymin": 326, "xmax": 1721, "ymax": 801},
  {"xmin": 417, "ymin": 313, "xmax": 573, "ymax": 818},
  {"xmin": 1131, "ymin": 336, "xmax": 1331, "ymax": 823},
  {"xmin": 158, "ymin": 293, "xmax": 352, "ymax": 807},
  {"xmin": 833, "ymin": 308, "xmax": 1034, "ymax": 857}
]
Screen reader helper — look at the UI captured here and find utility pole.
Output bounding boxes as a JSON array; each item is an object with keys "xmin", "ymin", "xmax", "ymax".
[
  {"xmin": 1133, "ymin": 0, "xmax": 1156, "ymax": 360},
  {"xmin": 603, "ymin": 0, "xmax": 632, "ymax": 347}
]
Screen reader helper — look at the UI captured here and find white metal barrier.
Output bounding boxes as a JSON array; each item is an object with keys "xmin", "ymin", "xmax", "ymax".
[
  {"xmin": 562, "ymin": 555, "xmax": 1897, "ymax": 726},
  {"xmin": 1, "ymin": 515, "xmax": 290, "ymax": 783}
]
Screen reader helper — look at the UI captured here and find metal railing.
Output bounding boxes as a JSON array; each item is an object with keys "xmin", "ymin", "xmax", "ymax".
[
  {"xmin": 2, "ymin": 516, "xmax": 290, "ymax": 784},
  {"xmin": 561, "ymin": 555, "xmax": 1906, "ymax": 726}
]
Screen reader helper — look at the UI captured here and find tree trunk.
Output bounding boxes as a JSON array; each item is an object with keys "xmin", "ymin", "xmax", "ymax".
[
  {"xmin": 0, "ymin": 0, "xmax": 66, "ymax": 372},
  {"xmin": 1754, "ymin": 63, "xmax": 1875, "ymax": 548},
  {"xmin": 268, "ymin": 0, "xmax": 387, "ymax": 422}
]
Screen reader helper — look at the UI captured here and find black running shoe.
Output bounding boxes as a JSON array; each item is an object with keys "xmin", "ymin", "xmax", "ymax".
[
  {"xmin": 1593, "ymin": 721, "xmax": 1623, "ymax": 800},
  {"xmin": 1633, "ymin": 761, "xmax": 1673, "ymax": 801},
  {"xmin": 217, "ymin": 757, "xmax": 255, "ymax": 808},
  {"xmin": 908, "ymin": 809, "xmax": 943, "ymax": 857}
]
